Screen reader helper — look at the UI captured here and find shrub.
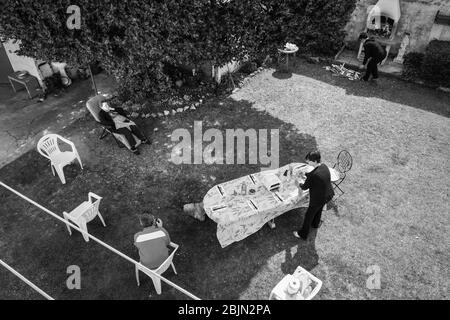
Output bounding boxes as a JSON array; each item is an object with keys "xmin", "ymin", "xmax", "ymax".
[
  {"xmin": 43, "ymin": 73, "xmax": 64, "ymax": 94},
  {"xmin": 403, "ymin": 52, "xmax": 424, "ymax": 81},
  {"xmin": 421, "ymin": 40, "xmax": 450, "ymax": 87}
]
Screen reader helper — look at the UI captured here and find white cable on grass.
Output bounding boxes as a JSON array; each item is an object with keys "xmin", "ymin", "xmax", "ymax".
[
  {"xmin": 0, "ymin": 181, "xmax": 200, "ymax": 300},
  {"xmin": 0, "ymin": 259, "xmax": 54, "ymax": 300}
]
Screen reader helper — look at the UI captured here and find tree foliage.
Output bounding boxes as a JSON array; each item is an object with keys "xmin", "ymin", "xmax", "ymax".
[{"xmin": 0, "ymin": 0, "xmax": 356, "ymax": 100}]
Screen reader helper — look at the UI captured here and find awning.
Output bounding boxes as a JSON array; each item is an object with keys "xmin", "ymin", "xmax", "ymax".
[{"xmin": 367, "ymin": 0, "xmax": 401, "ymax": 29}]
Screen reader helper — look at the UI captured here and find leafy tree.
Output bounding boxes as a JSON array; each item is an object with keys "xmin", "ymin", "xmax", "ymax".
[{"xmin": 0, "ymin": 0, "xmax": 356, "ymax": 101}]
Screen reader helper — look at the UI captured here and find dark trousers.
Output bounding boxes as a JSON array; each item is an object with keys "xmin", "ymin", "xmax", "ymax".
[
  {"xmin": 116, "ymin": 125, "xmax": 146, "ymax": 149},
  {"xmin": 363, "ymin": 58, "xmax": 381, "ymax": 81},
  {"xmin": 298, "ymin": 204, "xmax": 324, "ymax": 239}
]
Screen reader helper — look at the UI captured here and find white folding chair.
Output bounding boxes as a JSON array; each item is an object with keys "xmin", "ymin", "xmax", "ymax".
[
  {"xmin": 63, "ymin": 192, "xmax": 106, "ymax": 242},
  {"xmin": 135, "ymin": 242, "xmax": 179, "ymax": 295},
  {"xmin": 37, "ymin": 134, "xmax": 83, "ymax": 184}
]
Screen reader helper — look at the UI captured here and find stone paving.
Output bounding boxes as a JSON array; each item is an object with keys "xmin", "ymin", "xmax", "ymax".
[{"xmin": 0, "ymin": 73, "xmax": 116, "ymax": 168}]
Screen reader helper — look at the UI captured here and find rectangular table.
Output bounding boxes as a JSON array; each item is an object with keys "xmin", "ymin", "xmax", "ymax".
[
  {"xmin": 203, "ymin": 163, "xmax": 313, "ymax": 248},
  {"xmin": 8, "ymin": 72, "xmax": 41, "ymax": 99}
]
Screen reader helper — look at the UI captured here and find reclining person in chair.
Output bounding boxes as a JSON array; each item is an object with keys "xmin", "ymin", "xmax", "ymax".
[{"xmin": 99, "ymin": 102, "xmax": 149, "ymax": 155}]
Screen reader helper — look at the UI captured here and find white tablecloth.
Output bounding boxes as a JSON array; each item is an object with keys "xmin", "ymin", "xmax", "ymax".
[{"xmin": 203, "ymin": 163, "xmax": 313, "ymax": 248}]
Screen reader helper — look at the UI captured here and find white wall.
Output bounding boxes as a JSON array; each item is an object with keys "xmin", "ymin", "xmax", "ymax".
[
  {"xmin": 3, "ymin": 40, "xmax": 44, "ymax": 87},
  {"xmin": 429, "ymin": 23, "xmax": 450, "ymax": 41}
]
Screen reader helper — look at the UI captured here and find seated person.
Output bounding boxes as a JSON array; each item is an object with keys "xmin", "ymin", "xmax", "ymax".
[
  {"xmin": 134, "ymin": 213, "xmax": 171, "ymax": 270},
  {"xmin": 99, "ymin": 102, "xmax": 149, "ymax": 154}
]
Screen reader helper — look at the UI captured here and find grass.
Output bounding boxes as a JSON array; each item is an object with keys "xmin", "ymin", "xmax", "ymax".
[{"xmin": 0, "ymin": 59, "xmax": 449, "ymax": 300}]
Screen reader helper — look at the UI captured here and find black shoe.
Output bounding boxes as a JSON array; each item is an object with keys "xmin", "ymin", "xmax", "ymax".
[
  {"xmin": 131, "ymin": 148, "xmax": 140, "ymax": 155},
  {"xmin": 312, "ymin": 220, "xmax": 323, "ymax": 229}
]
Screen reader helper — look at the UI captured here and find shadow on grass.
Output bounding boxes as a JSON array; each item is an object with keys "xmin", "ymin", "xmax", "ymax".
[
  {"xmin": 0, "ymin": 98, "xmax": 322, "ymax": 300},
  {"xmin": 271, "ymin": 71, "xmax": 293, "ymax": 80},
  {"xmin": 272, "ymin": 58, "xmax": 450, "ymax": 118}
]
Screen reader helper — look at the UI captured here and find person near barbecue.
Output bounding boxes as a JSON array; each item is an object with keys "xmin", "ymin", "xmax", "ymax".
[{"xmin": 358, "ymin": 32, "xmax": 387, "ymax": 82}]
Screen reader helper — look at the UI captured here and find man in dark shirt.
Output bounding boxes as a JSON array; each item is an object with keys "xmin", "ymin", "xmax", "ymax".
[
  {"xmin": 99, "ymin": 102, "xmax": 149, "ymax": 154},
  {"xmin": 294, "ymin": 151, "xmax": 335, "ymax": 241},
  {"xmin": 134, "ymin": 214, "xmax": 171, "ymax": 270},
  {"xmin": 359, "ymin": 32, "xmax": 387, "ymax": 82}
]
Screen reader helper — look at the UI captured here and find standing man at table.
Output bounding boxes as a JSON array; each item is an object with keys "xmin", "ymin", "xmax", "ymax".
[{"xmin": 294, "ymin": 151, "xmax": 335, "ymax": 241}]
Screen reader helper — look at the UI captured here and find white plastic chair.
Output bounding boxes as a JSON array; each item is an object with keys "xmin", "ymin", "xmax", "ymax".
[
  {"xmin": 37, "ymin": 134, "xmax": 83, "ymax": 184},
  {"xmin": 63, "ymin": 192, "xmax": 106, "ymax": 242},
  {"xmin": 135, "ymin": 242, "xmax": 179, "ymax": 295}
]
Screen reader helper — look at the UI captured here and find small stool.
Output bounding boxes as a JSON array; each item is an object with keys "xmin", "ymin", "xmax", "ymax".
[{"xmin": 277, "ymin": 48, "xmax": 299, "ymax": 73}]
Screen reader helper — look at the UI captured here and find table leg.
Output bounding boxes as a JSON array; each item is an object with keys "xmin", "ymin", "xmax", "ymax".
[{"xmin": 286, "ymin": 54, "xmax": 289, "ymax": 72}]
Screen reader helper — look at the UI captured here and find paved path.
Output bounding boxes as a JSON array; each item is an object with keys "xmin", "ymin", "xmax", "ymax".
[{"xmin": 0, "ymin": 73, "xmax": 115, "ymax": 168}]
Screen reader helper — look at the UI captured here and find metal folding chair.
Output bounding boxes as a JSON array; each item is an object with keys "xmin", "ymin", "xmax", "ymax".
[{"xmin": 332, "ymin": 150, "xmax": 353, "ymax": 197}]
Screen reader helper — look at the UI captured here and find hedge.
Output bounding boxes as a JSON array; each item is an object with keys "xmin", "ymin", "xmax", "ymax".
[
  {"xmin": 421, "ymin": 40, "xmax": 450, "ymax": 87},
  {"xmin": 403, "ymin": 41, "xmax": 450, "ymax": 88},
  {"xmin": 0, "ymin": 0, "xmax": 356, "ymax": 101},
  {"xmin": 403, "ymin": 52, "xmax": 425, "ymax": 81}
]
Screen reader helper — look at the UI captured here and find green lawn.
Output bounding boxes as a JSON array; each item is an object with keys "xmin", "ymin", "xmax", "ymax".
[{"xmin": 0, "ymin": 60, "xmax": 449, "ymax": 300}]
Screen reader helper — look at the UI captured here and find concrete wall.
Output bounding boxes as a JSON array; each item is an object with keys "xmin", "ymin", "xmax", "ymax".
[
  {"xmin": 345, "ymin": 0, "xmax": 450, "ymax": 53},
  {"xmin": 2, "ymin": 40, "xmax": 44, "ymax": 87}
]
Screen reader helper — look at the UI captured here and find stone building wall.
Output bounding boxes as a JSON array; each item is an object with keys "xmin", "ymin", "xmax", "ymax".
[{"xmin": 344, "ymin": 0, "xmax": 450, "ymax": 53}]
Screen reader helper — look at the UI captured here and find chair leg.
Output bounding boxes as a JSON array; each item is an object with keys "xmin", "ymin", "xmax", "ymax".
[
  {"xmin": 99, "ymin": 128, "xmax": 108, "ymax": 140},
  {"xmin": 76, "ymin": 156, "xmax": 83, "ymax": 170},
  {"xmin": 97, "ymin": 211, "xmax": 106, "ymax": 227},
  {"xmin": 63, "ymin": 213, "xmax": 72, "ymax": 236},
  {"xmin": 333, "ymin": 184, "xmax": 345, "ymax": 199},
  {"xmin": 150, "ymin": 275, "xmax": 162, "ymax": 295},
  {"xmin": 80, "ymin": 222, "xmax": 89, "ymax": 242},
  {"xmin": 51, "ymin": 164, "xmax": 55, "ymax": 176},
  {"xmin": 135, "ymin": 265, "xmax": 140, "ymax": 287},
  {"xmin": 171, "ymin": 262, "xmax": 177, "ymax": 275},
  {"xmin": 54, "ymin": 165, "xmax": 66, "ymax": 184}
]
